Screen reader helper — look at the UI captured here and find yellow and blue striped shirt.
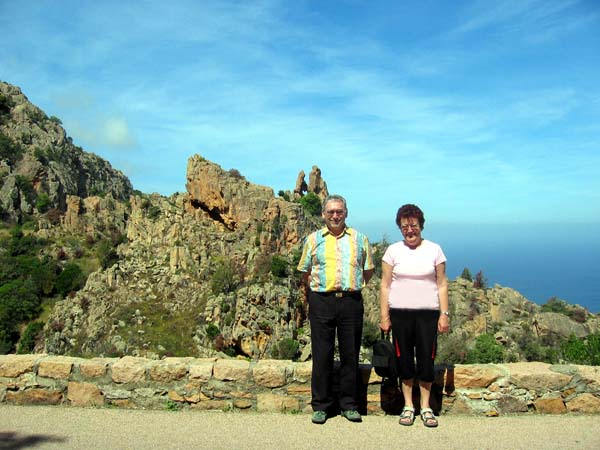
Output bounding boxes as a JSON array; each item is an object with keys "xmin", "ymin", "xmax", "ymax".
[{"xmin": 297, "ymin": 227, "xmax": 374, "ymax": 292}]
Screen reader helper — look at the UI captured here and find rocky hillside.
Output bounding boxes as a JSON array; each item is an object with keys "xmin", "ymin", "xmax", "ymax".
[
  {"xmin": 43, "ymin": 154, "xmax": 328, "ymax": 359},
  {"xmin": 0, "ymin": 82, "xmax": 132, "ymax": 224},
  {"xmin": 1, "ymin": 81, "xmax": 598, "ymax": 364}
]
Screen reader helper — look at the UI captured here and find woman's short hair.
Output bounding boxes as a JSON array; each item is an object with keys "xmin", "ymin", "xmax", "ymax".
[{"xmin": 395, "ymin": 204, "xmax": 425, "ymax": 229}]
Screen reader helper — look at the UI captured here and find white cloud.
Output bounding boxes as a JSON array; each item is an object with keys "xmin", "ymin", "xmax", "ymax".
[
  {"xmin": 103, "ymin": 117, "xmax": 136, "ymax": 148},
  {"xmin": 453, "ymin": 0, "xmax": 596, "ymax": 44}
]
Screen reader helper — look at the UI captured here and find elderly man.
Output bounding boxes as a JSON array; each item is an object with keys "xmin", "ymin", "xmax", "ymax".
[{"xmin": 297, "ymin": 194, "xmax": 374, "ymax": 424}]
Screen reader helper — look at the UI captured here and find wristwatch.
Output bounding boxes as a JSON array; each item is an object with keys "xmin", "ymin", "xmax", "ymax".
[{"xmin": 441, "ymin": 310, "xmax": 450, "ymax": 317}]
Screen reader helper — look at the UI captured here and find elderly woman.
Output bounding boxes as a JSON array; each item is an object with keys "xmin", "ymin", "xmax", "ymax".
[{"xmin": 379, "ymin": 204, "xmax": 449, "ymax": 427}]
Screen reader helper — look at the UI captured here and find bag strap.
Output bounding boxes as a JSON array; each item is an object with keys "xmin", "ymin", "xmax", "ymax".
[{"xmin": 380, "ymin": 330, "xmax": 391, "ymax": 340}]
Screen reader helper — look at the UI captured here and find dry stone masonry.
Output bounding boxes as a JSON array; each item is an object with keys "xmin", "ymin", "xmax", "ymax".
[{"xmin": 1, "ymin": 355, "xmax": 599, "ymax": 415}]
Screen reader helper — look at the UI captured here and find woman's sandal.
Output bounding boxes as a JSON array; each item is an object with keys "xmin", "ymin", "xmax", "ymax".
[
  {"xmin": 399, "ymin": 406, "xmax": 415, "ymax": 426},
  {"xmin": 420, "ymin": 408, "xmax": 438, "ymax": 428}
]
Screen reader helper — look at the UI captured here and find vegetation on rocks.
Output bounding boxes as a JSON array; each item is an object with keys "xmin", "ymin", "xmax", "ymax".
[{"xmin": 1, "ymin": 81, "xmax": 599, "ymax": 367}]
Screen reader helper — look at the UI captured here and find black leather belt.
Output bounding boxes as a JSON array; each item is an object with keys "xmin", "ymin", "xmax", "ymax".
[{"xmin": 314, "ymin": 290, "xmax": 362, "ymax": 299}]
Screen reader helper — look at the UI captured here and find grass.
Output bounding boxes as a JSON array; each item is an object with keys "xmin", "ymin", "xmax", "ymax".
[{"xmin": 113, "ymin": 301, "xmax": 200, "ymax": 357}]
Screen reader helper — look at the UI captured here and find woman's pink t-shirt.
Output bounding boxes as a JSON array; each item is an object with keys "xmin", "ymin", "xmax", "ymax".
[{"xmin": 382, "ymin": 239, "xmax": 446, "ymax": 310}]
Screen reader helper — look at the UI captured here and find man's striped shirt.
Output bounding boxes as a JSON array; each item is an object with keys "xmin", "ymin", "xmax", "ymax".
[{"xmin": 297, "ymin": 227, "xmax": 374, "ymax": 292}]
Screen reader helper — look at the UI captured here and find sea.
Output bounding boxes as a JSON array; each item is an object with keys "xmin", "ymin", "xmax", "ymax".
[{"xmin": 363, "ymin": 222, "xmax": 600, "ymax": 313}]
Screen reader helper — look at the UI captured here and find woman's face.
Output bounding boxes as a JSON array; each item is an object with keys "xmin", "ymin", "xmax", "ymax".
[{"xmin": 399, "ymin": 216, "xmax": 422, "ymax": 248}]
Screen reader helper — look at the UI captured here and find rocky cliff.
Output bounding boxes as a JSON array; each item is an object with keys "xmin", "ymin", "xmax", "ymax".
[
  {"xmin": 43, "ymin": 153, "xmax": 325, "ymax": 360},
  {"xmin": 1, "ymin": 81, "xmax": 598, "ymax": 364},
  {"xmin": 0, "ymin": 81, "xmax": 132, "ymax": 223},
  {"xmin": 41, "ymin": 154, "xmax": 600, "ymax": 362}
]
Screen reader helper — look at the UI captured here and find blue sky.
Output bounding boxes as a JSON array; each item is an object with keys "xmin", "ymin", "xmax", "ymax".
[{"xmin": 2, "ymin": 0, "xmax": 600, "ymax": 241}]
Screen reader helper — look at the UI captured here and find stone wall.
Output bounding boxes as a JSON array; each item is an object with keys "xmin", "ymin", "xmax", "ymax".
[{"xmin": 1, "ymin": 355, "xmax": 599, "ymax": 415}]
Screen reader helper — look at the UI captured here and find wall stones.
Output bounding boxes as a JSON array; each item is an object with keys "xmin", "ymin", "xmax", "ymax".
[
  {"xmin": 111, "ymin": 356, "xmax": 148, "ymax": 384},
  {"xmin": 1, "ymin": 355, "xmax": 598, "ymax": 415},
  {"xmin": 67, "ymin": 381, "xmax": 104, "ymax": 407}
]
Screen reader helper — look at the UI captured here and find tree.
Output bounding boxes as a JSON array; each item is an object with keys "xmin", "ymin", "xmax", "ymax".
[
  {"xmin": 55, "ymin": 263, "xmax": 86, "ymax": 297},
  {"xmin": 466, "ymin": 334, "xmax": 504, "ymax": 363},
  {"xmin": 473, "ymin": 271, "xmax": 487, "ymax": 289},
  {"xmin": 270, "ymin": 255, "xmax": 288, "ymax": 278},
  {"xmin": 0, "ymin": 133, "xmax": 23, "ymax": 163},
  {"xmin": 560, "ymin": 334, "xmax": 587, "ymax": 364},
  {"xmin": 299, "ymin": 192, "xmax": 322, "ymax": 216},
  {"xmin": 460, "ymin": 267, "xmax": 473, "ymax": 281},
  {"xmin": 17, "ymin": 321, "xmax": 44, "ymax": 354},
  {"xmin": 0, "ymin": 279, "xmax": 41, "ymax": 354},
  {"xmin": 97, "ymin": 239, "xmax": 119, "ymax": 269},
  {"xmin": 277, "ymin": 190, "xmax": 290, "ymax": 201},
  {"xmin": 372, "ymin": 236, "xmax": 390, "ymax": 277},
  {"xmin": 271, "ymin": 337, "xmax": 299, "ymax": 360},
  {"xmin": 541, "ymin": 297, "xmax": 570, "ymax": 315},
  {"xmin": 210, "ymin": 258, "xmax": 236, "ymax": 295},
  {"xmin": 35, "ymin": 193, "xmax": 52, "ymax": 213},
  {"xmin": 560, "ymin": 333, "xmax": 600, "ymax": 365}
]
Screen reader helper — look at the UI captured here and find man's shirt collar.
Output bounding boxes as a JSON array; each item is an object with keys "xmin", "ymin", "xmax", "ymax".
[{"xmin": 320, "ymin": 226, "xmax": 353, "ymax": 237}]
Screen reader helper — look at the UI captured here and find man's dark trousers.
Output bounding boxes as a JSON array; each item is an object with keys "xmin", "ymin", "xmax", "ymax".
[{"xmin": 308, "ymin": 290, "xmax": 364, "ymax": 413}]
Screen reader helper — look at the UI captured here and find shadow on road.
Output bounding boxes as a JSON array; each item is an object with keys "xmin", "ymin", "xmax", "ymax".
[{"xmin": 0, "ymin": 431, "xmax": 66, "ymax": 450}]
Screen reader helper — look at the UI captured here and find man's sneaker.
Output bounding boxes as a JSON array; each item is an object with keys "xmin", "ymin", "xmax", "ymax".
[
  {"xmin": 341, "ymin": 410, "xmax": 362, "ymax": 422},
  {"xmin": 312, "ymin": 410, "xmax": 327, "ymax": 424}
]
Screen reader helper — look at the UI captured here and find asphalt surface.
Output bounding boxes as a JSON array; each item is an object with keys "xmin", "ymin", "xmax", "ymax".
[{"xmin": 1, "ymin": 404, "xmax": 599, "ymax": 450}]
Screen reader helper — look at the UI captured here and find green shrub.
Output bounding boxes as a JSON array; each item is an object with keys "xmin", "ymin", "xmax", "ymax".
[
  {"xmin": 372, "ymin": 236, "xmax": 390, "ymax": 277},
  {"xmin": 436, "ymin": 331, "xmax": 468, "ymax": 365},
  {"xmin": 35, "ymin": 193, "xmax": 52, "ymax": 213},
  {"xmin": 0, "ymin": 132, "xmax": 23, "ymax": 163},
  {"xmin": 0, "ymin": 94, "xmax": 13, "ymax": 117},
  {"xmin": 164, "ymin": 400, "xmax": 181, "ymax": 411},
  {"xmin": 0, "ymin": 279, "xmax": 42, "ymax": 354},
  {"xmin": 569, "ymin": 307, "xmax": 588, "ymax": 323},
  {"xmin": 272, "ymin": 337, "xmax": 299, "ymax": 360},
  {"xmin": 460, "ymin": 267, "xmax": 473, "ymax": 281},
  {"xmin": 17, "ymin": 321, "xmax": 44, "ymax": 354},
  {"xmin": 15, "ymin": 175, "xmax": 34, "ymax": 200},
  {"xmin": 55, "ymin": 263, "xmax": 86, "ymax": 297},
  {"xmin": 522, "ymin": 340, "xmax": 558, "ymax": 363},
  {"xmin": 223, "ymin": 346, "xmax": 237, "ymax": 357},
  {"xmin": 210, "ymin": 258, "xmax": 236, "ymax": 295},
  {"xmin": 270, "ymin": 255, "xmax": 288, "ymax": 278},
  {"xmin": 541, "ymin": 297, "xmax": 570, "ymax": 315},
  {"xmin": 560, "ymin": 333, "xmax": 600, "ymax": 365},
  {"xmin": 228, "ymin": 169, "xmax": 244, "ymax": 179},
  {"xmin": 145, "ymin": 204, "xmax": 161, "ymax": 220},
  {"xmin": 0, "ymin": 279, "xmax": 41, "ymax": 322},
  {"xmin": 0, "ymin": 329, "xmax": 17, "ymax": 354},
  {"xmin": 298, "ymin": 192, "xmax": 322, "ymax": 216},
  {"xmin": 473, "ymin": 271, "xmax": 487, "ymax": 290},
  {"xmin": 466, "ymin": 333, "xmax": 504, "ymax": 363},
  {"xmin": 361, "ymin": 319, "xmax": 380, "ymax": 348},
  {"xmin": 15, "ymin": 255, "xmax": 57, "ymax": 296},
  {"xmin": 97, "ymin": 239, "xmax": 119, "ymax": 269},
  {"xmin": 7, "ymin": 227, "xmax": 41, "ymax": 256},
  {"xmin": 206, "ymin": 323, "xmax": 220, "ymax": 340}
]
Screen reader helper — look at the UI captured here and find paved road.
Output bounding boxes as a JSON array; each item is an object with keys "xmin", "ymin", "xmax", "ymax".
[{"xmin": 1, "ymin": 405, "xmax": 599, "ymax": 450}]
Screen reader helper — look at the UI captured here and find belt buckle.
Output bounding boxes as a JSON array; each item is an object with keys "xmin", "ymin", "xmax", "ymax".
[{"xmin": 334, "ymin": 292, "xmax": 343, "ymax": 298}]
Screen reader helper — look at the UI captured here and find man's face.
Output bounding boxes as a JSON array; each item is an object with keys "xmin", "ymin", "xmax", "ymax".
[{"xmin": 322, "ymin": 200, "xmax": 347, "ymax": 234}]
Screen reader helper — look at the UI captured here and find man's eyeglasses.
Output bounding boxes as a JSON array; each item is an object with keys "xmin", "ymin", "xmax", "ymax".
[{"xmin": 325, "ymin": 209, "xmax": 346, "ymax": 217}]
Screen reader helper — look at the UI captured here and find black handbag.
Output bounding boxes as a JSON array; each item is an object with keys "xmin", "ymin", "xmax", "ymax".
[{"xmin": 371, "ymin": 331, "xmax": 398, "ymax": 381}]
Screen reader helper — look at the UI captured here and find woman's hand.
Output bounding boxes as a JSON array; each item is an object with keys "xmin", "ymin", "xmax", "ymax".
[
  {"xmin": 438, "ymin": 314, "xmax": 449, "ymax": 333},
  {"xmin": 380, "ymin": 317, "xmax": 391, "ymax": 332}
]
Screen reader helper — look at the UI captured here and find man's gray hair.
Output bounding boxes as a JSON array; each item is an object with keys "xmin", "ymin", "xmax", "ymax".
[{"xmin": 322, "ymin": 194, "xmax": 347, "ymax": 212}]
